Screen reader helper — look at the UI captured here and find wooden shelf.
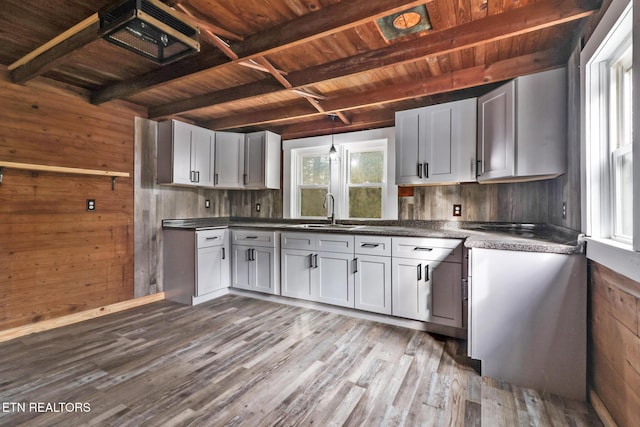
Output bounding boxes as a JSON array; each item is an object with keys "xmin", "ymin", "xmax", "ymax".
[{"xmin": 0, "ymin": 160, "xmax": 130, "ymax": 178}]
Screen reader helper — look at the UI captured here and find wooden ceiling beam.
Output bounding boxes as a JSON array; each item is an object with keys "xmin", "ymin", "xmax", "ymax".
[
  {"xmin": 9, "ymin": 14, "xmax": 100, "ymax": 84},
  {"xmin": 231, "ymin": 0, "xmax": 427, "ymax": 59},
  {"xmin": 90, "ymin": 0, "xmax": 429, "ymax": 104},
  {"xmin": 202, "ymin": 48, "xmax": 565, "ymax": 130},
  {"xmin": 286, "ymin": 0, "xmax": 598, "ymax": 86},
  {"xmin": 149, "ymin": 0, "xmax": 596, "ymax": 118}
]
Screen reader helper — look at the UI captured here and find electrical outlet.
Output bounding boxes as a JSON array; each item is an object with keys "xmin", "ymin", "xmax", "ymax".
[
  {"xmin": 562, "ymin": 202, "xmax": 567, "ymax": 220},
  {"xmin": 86, "ymin": 199, "xmax": 96, "ymax": 211},
  {"xmin": 205, "ymin": 199, "xmax": 210, "ymax": 208},
  {"xmin": 453, "ymin": 204, "xmax": 462, "ymax": 217},
  {"xmin": 256, "ymin": 203, "xmax": 261, "ymax": 212}
]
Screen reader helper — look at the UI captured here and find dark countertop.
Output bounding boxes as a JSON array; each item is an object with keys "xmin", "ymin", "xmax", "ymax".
[{"xmin": 162, "ymin": 217, "xmax": 585, "ymax": 255}]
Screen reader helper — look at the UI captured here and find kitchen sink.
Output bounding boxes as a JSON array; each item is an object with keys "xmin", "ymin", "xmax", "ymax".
[{"xmin": 291, "ymin": 223, "xmax": 363, "ymax": 230}]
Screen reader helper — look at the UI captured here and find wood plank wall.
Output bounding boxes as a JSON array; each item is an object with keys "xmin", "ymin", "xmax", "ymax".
[
  {"xmin": 134, "ymin": 118, "xmax": 231, "ymax": 297},
  {"xmin": 0, "ymin": 70, "xmax": 144, "ymax": 331},
  {"xmin": 589, "ymin": 262, "xmax": 640, "ymax": 426}
]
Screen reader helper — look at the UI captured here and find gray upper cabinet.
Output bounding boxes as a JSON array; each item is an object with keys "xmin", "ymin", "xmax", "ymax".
[
  {"xmin": 477, "ymin": 67, "xmax": 567, "ymax": 182},
  {"xmin": 244, "ymin": 131, "xmax": 281, "ymax": 189},
  {"xmin": 395, "ymin": 98, "xmax": 477, "ymax": 185},
  {"xmin": 157, "ymin": 120, "xmax": 215, "ymax": 187},
  {"xmin": 214, "ymin": 131, "xmax": 245, "ymax": 188},
  {"xmin": 158, "ymin": 122, "xmax": 281, "ymax": 189}
]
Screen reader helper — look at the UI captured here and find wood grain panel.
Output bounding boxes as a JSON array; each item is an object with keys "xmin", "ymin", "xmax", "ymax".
[
  {"xmin": 589, "ymin": 261, "xmax": 640, "ymax": 427},
  {"xmin": 0, "ymin": 74, "xmax": 139, "ymax": 331}
]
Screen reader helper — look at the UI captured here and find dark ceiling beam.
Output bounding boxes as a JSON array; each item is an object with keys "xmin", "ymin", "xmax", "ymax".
[
  {"xmin": 232, "ymin": 0, "xmax": 427, "ymax": 59},
  {"xmin": 285, "ymin": 0, "xmax": 598, "ymax": 86},
  {"xmin": 273, "ymin": 83, "xmax": 507, "ymax": 139},
  {"xmin": 149, "ymin": 0, "xmax": 597, "ymax": 119},
  {"xmin": 90, "ymin": 45, "xmax": 227, "ymax": 105},
  {"xmin": 90, "ymin": 0, "xmax": 429, "ymax": 104},
  {"xmin": 9, "ymin": 14, "xmax": 100, "ymax": 84},
  {"xmin": 203, "ymin": 48, "xmax": 565, "ymax": 130}
]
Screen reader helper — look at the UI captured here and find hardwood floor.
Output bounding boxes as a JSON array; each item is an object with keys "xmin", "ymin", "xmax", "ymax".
[{"xmin": 0, "ymin": 295, "xmax": 601, "ymax": 426}]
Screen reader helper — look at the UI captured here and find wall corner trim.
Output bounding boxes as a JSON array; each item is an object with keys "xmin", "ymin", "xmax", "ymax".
[
  {"xmin": 589, "ymin": 388, "xmax": 619, "ymax": 427},
  {"xmin": 0, "ymin": 293, "xmax": 166, "ymax": 343}
]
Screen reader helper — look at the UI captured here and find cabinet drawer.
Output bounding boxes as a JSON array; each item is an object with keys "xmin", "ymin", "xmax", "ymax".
[
  {"xmin": 232, "ymin": 229, "xmax": 277, "ymax": 247},
  {"xmin": 281, "ymin": 232, "xmax": 315, "ymax": 250},
  {"xmin": 392, "ymin": 237, "xmax": 462, "ymax": 262},
  {"xmin": 316, "ymin": 234, "xmax": 354, "ymax": 254},
  {"xmin": 355, "ymin": 236, "xmax": 392, "ymax": 256},
  {"xmin": 197, "ymin": 229, "xmax": 226, "ymax": 248}
]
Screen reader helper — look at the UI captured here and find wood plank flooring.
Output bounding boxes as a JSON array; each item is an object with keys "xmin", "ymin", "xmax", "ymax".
[{"xmin": 0, "ymin": 295, "xmax": 602, "ymax": 426}]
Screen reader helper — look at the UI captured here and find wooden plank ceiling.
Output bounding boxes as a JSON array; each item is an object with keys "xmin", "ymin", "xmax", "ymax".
[{"xmin": 0, "ymin": 0, "xmax": 601, "ymax": 140}]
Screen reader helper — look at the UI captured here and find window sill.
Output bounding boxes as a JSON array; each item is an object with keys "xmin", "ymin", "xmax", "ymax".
[{"xmin": 585, "ymin": 237, "xmax": 640, "ymax": 283}]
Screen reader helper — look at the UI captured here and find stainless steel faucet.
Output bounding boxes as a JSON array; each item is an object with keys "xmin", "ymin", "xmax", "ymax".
[{"xmin": 323, "ymin": 193, "xmax": 336, "ymax": 225}]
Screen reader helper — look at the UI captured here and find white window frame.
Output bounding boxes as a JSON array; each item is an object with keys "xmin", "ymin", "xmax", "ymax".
[
  {"xmin": 283, "ymin": 127, "xmax": 398, "ymax": 220},
  {"xmin": 294, "ymin": 147, "xmax": 331, "ymax": 219},
  {"xmin": 581, "ymin": 0, "xmax": 640, "ymax": 282},
  {"xmin": 342, "ymin": 141, "xmax": 387, "ymax": 219}
]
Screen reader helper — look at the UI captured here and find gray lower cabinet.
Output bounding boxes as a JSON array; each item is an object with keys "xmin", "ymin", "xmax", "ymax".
[
  {"xmin": 280, "ymin": 232, "xmax": 355, "ymax": 308},
  {"xmin": 391, "ymin": 237, "xmax": 463, "ymax": 327},
  {"xmin": 163, "ymin": 228, "xmax": 229, "ymax": 305},
  {"xmin": 354, "ymin": 236, "xmax": 392, "ymax": 315},
  {"xmin": 231, "ymin": 229, "xmax": 280, "ymax": 295}
]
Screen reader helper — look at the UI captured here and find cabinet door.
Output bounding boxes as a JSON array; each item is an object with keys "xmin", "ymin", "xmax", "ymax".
[
  {"xmin": 430, "ymin": 261, "xmax": 462, "ymax": 327},
  {"xmin": 391, "ymin": 258, "xmax": 431, "ymax": 321},
  {"xmin": 244, "ymin": 132, "xmax": 266, "ymax": 188},
  {"xmin": 252, "ymin": 247, "xmax": 276, "ymax": 294},
  {"xmin": 196, "ymin": 245, "xmax": 224, "ymax": 296},
  {"xmin": 191, "ymin": 126, "xmax": 215, "ymax": 186},
  {"xmin": 315, "ymin": 251, "xmax": 355, "ymax": 308},
  {"xmin": 423, "ymin": 104, "xmax": 454, "ymax": 182},
  {"xmin": 231, "ymin": 245, "xmax": 252, "ymax": 290},
  {"xmin": 281, "ymin": 249, "xmax": 314, "ymax": 300},
  {"xmin": 395, "ymin": 108, "xmax": 425, "ymax": 184},
  {"xmin": 354, "ymin": 255, "xmax": 391, "ymax": 314},
  {"xmin": 214, "ymin": 131, "xmax": 244, "ymax": 188},
  {"xmin": 477, "ymin": 81, "xmax": 515, "ymax": 180},
  {"xmin": 171, "ymin": 120, "xmax": 194, "ymax": 185}
]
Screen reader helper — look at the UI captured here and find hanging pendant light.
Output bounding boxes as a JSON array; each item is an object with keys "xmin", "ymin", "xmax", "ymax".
[{"xmin": 328, "ymin": 114, "xmax": 338, "ymax": 160}]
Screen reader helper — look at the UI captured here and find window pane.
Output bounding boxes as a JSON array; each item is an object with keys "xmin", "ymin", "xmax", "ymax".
[
  {"xmin": 349, "ymin": 187, "xmax": 382, "ymax": 218},
  {"xmin": 301, "ymin": 188, "xmax": 328, "ymax": 217},
  {"xmin": 616, "ymin": 151, "xmax": 633, "ymax": 237},
  {"xmin": 302, "ymin": 156, "xmax": 330, "ymax": 185},
  {"xmin": 350, "ymin": 151, "xmax": 384, "ymax": 184}
]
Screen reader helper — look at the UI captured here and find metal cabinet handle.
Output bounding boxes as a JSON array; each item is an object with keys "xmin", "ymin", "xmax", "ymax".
[
  {"xmin": 313, "ymin": 254, "xmax": 319, "ymax": 269},
  {"xmin": 361, "ymin": 243, "xmax": 380, "ymax": 248},
  {"xmin": 245, "ymin": 236, "xmax": 258, "ymax": 239},
  {"xmin": 205, "ymin": 236, "xmax": 219, "ymax": 240},
  {"xmin": 308, "ymin": 253, "xmax": 314, "ymax": 268},
  {"xmin": 214, "ymin": 173, "xmax": 219, "ymax": 185},
  {"xmin": 243, "ymin": 173, "xmax": 248, "ymax": 185},
  {"xmin": 476, "ymin": 160, "xmax": 483, "ymax": 177},
  {"xmin": 222, "ymin": 247, "xmax": 225, "ymax": 260},
  {"xmin": 425, "ymin": 264, "xmax": 430, "ymax": 282},
  {"xmin": 353, "ymin": 258, "xmax": 358, "ymax": 274},
  {"xmin": 424, "ymin": 162, "xmax": 429, "ymax": 178},
  {"xmin": 413, "ymin": 247, "xmax": 433, "ymax": 252},
  {"xmin": 417, "ymin": 163, "xmax": 423, "ymax": 178},
  {"xmin": 190, "ymin": 170, "xmax": 195, "ymax": 182},
  {"xmin": 247, "ymin": 248, "xmax": 252, "ymax": 262},
  {"xmin": 462, "ymin": 278, "xmax": 468, "ymax": 301},
  {"xmin": 417, "ymin": 263, "xmax": 422, "ymax": 281},
  {"xmin": 252, "ymin": 249, "xmax": 256, "ymax": 261}
]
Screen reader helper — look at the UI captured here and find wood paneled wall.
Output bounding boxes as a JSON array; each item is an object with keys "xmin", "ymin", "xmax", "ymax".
[
  {"xmin": 589, "ymin": 262, "xmax": 640, "ymax": 426},
  {"xmin": 398, "ymin": 180, "xmax": 553, "ymax": 223},
  {"xmin": 0, "ymin": 71, "xmax": 143, "ymax": 331},
  {"xmin": 134, "ymin": 118, "xmax": 231, "ymax": 297}
]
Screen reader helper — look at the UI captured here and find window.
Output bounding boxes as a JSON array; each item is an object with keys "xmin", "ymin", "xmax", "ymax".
[
  {"xmin": 346, "ymin": 148, "xmax": 385, "ymax": 218},
  {"xmin": 610, "ymin": 45, "xmax": 633, "ymax": 241},
  {"xmin": 582, "ymin": 0, "xmax": 639, "ymax": 281},
  {"xmin": 298, "ymin": 153, "xmax": 330, "ymax": 217},
  {"xmin": 283, "ymin": 128, "xmax": 398, "ymax": 220}
]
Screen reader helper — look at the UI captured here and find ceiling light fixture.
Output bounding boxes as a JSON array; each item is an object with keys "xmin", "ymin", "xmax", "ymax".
[
  {"xmin": 376, "ymin": 5, "xmax": 431, "ymax": 41},
  {"xmin": 99, "ymin": 0, "xmax": 200, "ymax": 65},
  {"xmin": 328, "ymin": 114, "xmax": 338, "ymax": 160}
]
